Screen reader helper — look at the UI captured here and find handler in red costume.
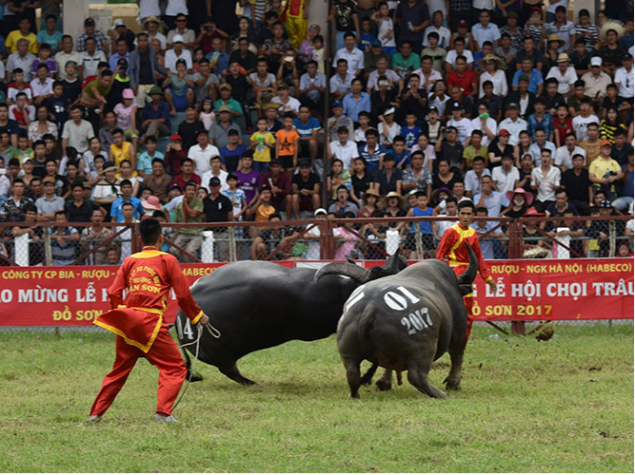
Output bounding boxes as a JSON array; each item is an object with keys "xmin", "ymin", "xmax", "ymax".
[
  {"xmin": 89, "ymin": 218, "xmax": 209, "ymax": 423},
  {"xmin": 436, "ymin": 201, "xmax": 497, "ymax": 343}
]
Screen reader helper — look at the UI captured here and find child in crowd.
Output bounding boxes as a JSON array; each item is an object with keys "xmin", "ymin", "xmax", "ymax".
[
  {"xmin": 275, "ymin": 113, "xmax": 299, "ymax": 173},
  {"xmin": 250, "ymin": 117, "xmax": 276, "ymax": 174}
]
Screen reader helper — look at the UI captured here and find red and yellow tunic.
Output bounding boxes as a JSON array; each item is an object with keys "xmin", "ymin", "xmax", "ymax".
[
  {"xmin": 94, "ymin": 246, "xmax": 203, "ymax": 353},
  {"xmin": 436, "ymin": 223, "xmax": 493, "ymax": 284}
]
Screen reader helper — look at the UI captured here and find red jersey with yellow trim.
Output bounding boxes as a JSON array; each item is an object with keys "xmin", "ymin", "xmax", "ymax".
[
  {"xmin": 94, "ymin": 246, "xmax": 203, "ymax": 352},
  {"xmin": 436, "ymin": 223, "xmax": 493, "ymax": 282}
]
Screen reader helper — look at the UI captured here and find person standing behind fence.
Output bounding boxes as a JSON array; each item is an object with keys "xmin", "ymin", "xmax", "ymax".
[
  {"xmin": 170, "ymin": 181, "xmax": 204, "ymax": 263},
  {"xmin": 436, "ymin": 200, "xmax": 497, "ymax": 344},
  {"xmin": 50, "ymin": 210, "xmax": 80, "ymax": 265},
  {"xmin": 203, "ymin": 177, "xmax": 234, "ymax": 262}
]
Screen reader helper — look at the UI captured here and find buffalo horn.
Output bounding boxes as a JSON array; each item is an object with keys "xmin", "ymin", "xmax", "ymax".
[
  {"xmin": 456, "ymin": 242, "xmax": 478, "ymax": 286},
  {"xmin": 383, "ymin": 252, "xmax": 402, "ymax": 273},
  {"xmin": 314, "ymin": 262, "xmax": 371, "ymax": 283}
]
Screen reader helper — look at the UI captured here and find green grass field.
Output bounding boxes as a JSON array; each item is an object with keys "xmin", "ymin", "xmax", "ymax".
[{"xmin": 0, "ymin": 325, "xmax": 632, "ymax": 472}]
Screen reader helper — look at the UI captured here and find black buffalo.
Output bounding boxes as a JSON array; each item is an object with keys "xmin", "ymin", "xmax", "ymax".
[
  {"xmin": 175, "ymin": 255, "xmax": 407, "ymax": 385},
  {"xmin": 316, "ymin": 244, "xmax": 476, "ymax": 399}
]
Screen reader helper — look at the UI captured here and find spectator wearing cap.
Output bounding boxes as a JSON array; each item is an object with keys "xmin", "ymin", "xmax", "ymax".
[
  {"xmin": 165, "ymin": 35, "xmax": 194, "ymax": 74},
  {"xmin": 140, "ymin": 86, "xmax": 172, "ymax": 140},
  {"xmin": 326, "ymin": 100, "xmax": 354, "ymax": 142},
  {"xmin": 202, "ymin": 176, "xmax": 233, "ymax": 260},
  {"xmin": 77, "ymin": 18, "xmax": 109, "ymax": 55},
  {"xmin": 129, "ymin": 32, "xmax": 168, "ymax": 109},
  {"xmin": 143, "ymin": 158, "xmax": 173, "ymax": 203},
  {"xmin": 109, "ymin": 18, "xmax": 136, "ymax": 52},
  {"xmin": 498, "ymin": 102, "xmax": 528, "ymax": 146},
  {"xmin": 214, "ymin": 83, "xmax": 243, "ymax": 123},
  {"xmin": 364, "ymin": 40, "xmax": 393, "ymax": 77},
  {"xmin": 546, "ymin": 53, "xmax": 577, "ymax": 96},
  {"xmin": 332, "ymin": 32, "xmax": 365, "ymax": 77},
  {"xmin": 589, "ymin": 140, "xmax": 624, "ymax": 201},
  {"xmin": 614, "ymin": 53, "xmax": 634, "ymax": 105},
  {"xmin": 581, "ymin": 57, "xmax": 612, "ymax": 99},
  {"xmin": 545, "ymin": 6, "xmax": 576, "ymax": 54},
  {"xmin": 167, "ymin": 14, "xmax": 196, "ymax": 50},
  {"xmin": 165, "ymin": 134, "xmax": 187, "ymax": 176}
]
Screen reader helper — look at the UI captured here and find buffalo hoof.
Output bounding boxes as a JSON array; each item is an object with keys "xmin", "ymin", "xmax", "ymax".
[
  {"xmin": 443, "ymin": 375, "xmax": 462, "ymax": 391},
  {"xmin": 375, "ymin": 379, "xmax": 392, "ymax": 391},
  {"xmin": 238, "ymin": 378, "xmax": 257, "ymax": 386},
  {"xmin": 186, "ymin": 370, "xmax": 204, "ymax": 382},
  {"xmin": 348, "ymin": 393, "xmax": 360, "ymax": 399}
]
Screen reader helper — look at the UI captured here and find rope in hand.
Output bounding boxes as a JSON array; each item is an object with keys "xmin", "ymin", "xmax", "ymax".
[{"xmin": 173, "ymin": 321, "xmax": 222, "ymax": 411}]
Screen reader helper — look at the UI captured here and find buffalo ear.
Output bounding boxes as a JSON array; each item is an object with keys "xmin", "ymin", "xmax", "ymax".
[{"xmin": 383, "ymin": 252, "xmax": 405, "ymax": 274}]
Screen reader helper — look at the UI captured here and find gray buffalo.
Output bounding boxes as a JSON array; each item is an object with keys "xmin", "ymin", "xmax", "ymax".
[
  {"xmin": 175, "ymin": 255, "xmax": 407, "ymax": 385},
  {"xmin": 316, "ymin": 244, "xmax": 476, "ymax": 399}
]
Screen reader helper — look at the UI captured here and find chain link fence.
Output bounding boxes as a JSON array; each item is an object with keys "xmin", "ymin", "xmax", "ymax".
[{"xmin": 0, "ymin": 215, "xmax": 632, "ymax": 266}]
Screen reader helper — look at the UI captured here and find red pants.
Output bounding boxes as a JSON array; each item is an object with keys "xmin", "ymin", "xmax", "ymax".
[
  {"xmin": 452, "ymin": 265, "xmax": 475, "ymax": 343},
  {"xmin": 90, "ymin": 324, "xmax": 187, "ymax": 417}
]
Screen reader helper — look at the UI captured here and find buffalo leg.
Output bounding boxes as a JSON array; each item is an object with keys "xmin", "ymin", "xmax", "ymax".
[
  {"xmin": 443, "ymin": 349, "xmax": 464, "ymax": 391},
  {"xmin": 375, "ymin": 369, "xmax": 393, "ymax": 391},
  {"xmin": 218, "ymin": 362, "xmax": 257, "ymax": 386},
  {"xmin": 359, "ymin": 362, "xmax": 378, "ymax": 386},
  {"xmin": 343, "ymin": 358, "xmax": 363, "ymax": 399},
  {"xmin": 407, "ymin": 361, "xmax": 448, "ymax": 399}
]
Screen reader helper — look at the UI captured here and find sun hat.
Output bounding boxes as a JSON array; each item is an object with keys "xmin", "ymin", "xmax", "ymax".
[
  {"xmin": 142, "ymin": 196, "xmax": 162, "ymax": 211},
  {"xmin": 506, "ymin": 187, "xmax": 534, "ymax": 206}
]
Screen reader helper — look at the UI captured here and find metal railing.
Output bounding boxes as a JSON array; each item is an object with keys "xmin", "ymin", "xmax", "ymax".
[{"xmin": 0, "ymin": 214, "xmax": 631, "ymax": 266}]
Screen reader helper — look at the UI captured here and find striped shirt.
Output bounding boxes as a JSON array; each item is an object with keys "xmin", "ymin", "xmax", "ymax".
[{"xmin": 575, "ymin": 24, "xmax": 599, "ymax": 52}]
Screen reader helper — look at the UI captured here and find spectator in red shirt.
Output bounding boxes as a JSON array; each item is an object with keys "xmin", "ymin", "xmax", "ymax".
[
  {"xmin": 164, "ymin": 134, "xmax": 188, "ymax": 177},
  {"xmin": 446, "ymin": 56, "xmax": 477, "ymax": 100},
  {"xmin": 171, "ymin": 158, "xmax": 201, "ymax": 190}
]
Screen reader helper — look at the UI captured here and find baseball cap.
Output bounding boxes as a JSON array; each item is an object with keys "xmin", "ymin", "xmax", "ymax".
[
  {"xmin": 518, "ymin": 74, "xmax": 530, "ymax": 82},
  {"xmin": 209, "ymin": 177, "xmax": 221, "ymax": 187},
  {"xmin": 623, "ymin": 53, "xmax": 634, "ymax": 61},
  {"xmin": 84, "ymin": 18, "xmax": 96, "ymax": 26},
  {"xmin": 371, "ymin": 39, "xmax": 382, "ymax": 47},
  {"xmin": 170, "ymin": 134, "xmax": 182, "ymax": 142},
  {"xmin": 600, "ymin": 200, "xmax": 613, "ymax": 208},
  {"xmin": 458, "ymin": 19, "xmax": 468, "ymax": 27},
  {"xmin": 428, "ymin": 106, "xmax": 439, "ymax": 113},
  {"xmin": 113, "ymin": 18, "xmax": 126, "ymax": 28},
  {"xmin": 218, "ymin": 105, "xmax": 232, "ymax": 113},
  {"xmin": 176, "ymin": 58, "xmax": 187, "ymax": 66},
  {"xmin": 172, "ymin": 34, "xmax": 184, "ymax": 44},
  {"xmin": 451, "ymin": 101, "xmax": 463, "ymax": 111},
  {"xmin": 498, "ymin": 129, "xmax": 510, "ymax": 137},
  {"xmin": 600, "ymin": 140, "xmax": 612, "ymax": 148},
  {"xmin": 314, "ymin": 208, "xmax": 327, "ymax": 217},
  {"xmin": 590, "ymin": 56, "xmax": 603, "ymax": 67},
  {"xmin": 331, "ymin": 100, "xmax": 344, "ymax": 108},
  {"xmin": 383, "ymin": 107, "xmax": 396, "ymax": 116},
  {"xmin": 508, "ymin": 102, "xmax": 520, "ymax": 109}
]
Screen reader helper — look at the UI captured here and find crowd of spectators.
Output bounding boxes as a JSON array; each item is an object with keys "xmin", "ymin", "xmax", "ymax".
[{"xmin": 0, "ymin": 0, "xmax": 632, "ymax": 264}]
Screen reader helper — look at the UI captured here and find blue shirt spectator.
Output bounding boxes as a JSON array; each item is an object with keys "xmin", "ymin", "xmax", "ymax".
[
  {"xmin": 512, "ymin": 68, "xmax": 544, "ymax": 95},
  {"xmin": 110, "ymin": 196, "xmax": 145, "ymax": 222},
  {"xmin": 527, "ymin": 113, "xmax": 554, "ymax": 141},
  {"xmin": 293, "ymin": 116, "xmax": 321, "ymax": 139},
  {"xmin": 400, "ymin": 125, "xmax": 422, "ymax": 148},
  {"xmin": 137, "ymin": 150, "xmax": 165, "ymax": 176},
  {"xmin": 359, "ymin": 142, "xmax": 386, "ymax": 174},
  {"xmin": 342, "ymin": 92, "xmax": 371, "ymax": 122},
  {"xmin": 472, "ymin": 190, "xmax": 509, "ymax": 219},
  {"xmin": 141, "ymin": 101, "xmax": 171, "ymax": 124}
]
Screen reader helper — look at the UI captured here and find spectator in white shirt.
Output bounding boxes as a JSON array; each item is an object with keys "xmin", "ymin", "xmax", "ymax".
[
  {"xmin": 571, "ymin": 98, "xmax": 599, "ymax": 141},
  {"xmin": 471, "ymin": 10, "xmax": 501, "ymax": 51},
  {"xmin": 444, "ymin": 37, "xmax": 474, "ymax": 72},
  {"xmin": 423, "ymin": 11, "xmax": 451, "ymax": 48},
  {"xmin": 366, "ymin": 58, "xmax": 403, "ymax": 93},
  {"xmin": 555, "ymin": 132, "xmax": 587, "ymax": 170},
  {"xmin": 492, "ymin": 154, "xmax": 520, "ymax": 194},
  {"xmin": 329, "ymin": 59, "xmax": 356, "ymax": 100},
  {"xmin": 545, "ymin": 6, "xmax": 576, "ymax": 53},
  {"xmin": 164, "ymin": 35, "xmax": 193, "ymax": 74},
  {"xmin": 332, "ymin": 32, "xmax": 365, "ymax": 76},
  {"xmin": 30, "ymin": 68, "xmax": 55, "ymax": 106},
  {"xmin": 546, "ymin": 53, "xmax": 578, "ymax": 96},
  {"xmin": 477, "ymin": 54, "xmax": 508, "ymax": 98},
  {"xmin": 79, "ymin": 37, "xmax": 107, "ymax": 79},
  {"xmin": 471, "ymin": 102, "xmax": 497, "ymax": 146},
  {"xmin": 328, "ymin": 126, "xmax": 359, "ymax": 171},
  {"xmin": 531, "ymin": 149, "xmax": 561, "ymax": 211},
  {"xmin": 498, "ymin": 103, "xmax": 528, "ymax": 146},
  {"xmin": 188, "ymin": 131, "xmax": 220, "ymax": 175},
  {"xmin": 614, "ymin": 53, "xmax": 634, "ymax": 100}
]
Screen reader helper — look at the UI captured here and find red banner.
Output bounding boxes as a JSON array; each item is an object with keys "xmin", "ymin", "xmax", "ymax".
[
  {"xmin": 0, "ymin": 259, "xmax": 632, "ymax": 326},
  {"xmin": 470, "ymin": 259, "xmax": 634, "ymax": 321}
]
